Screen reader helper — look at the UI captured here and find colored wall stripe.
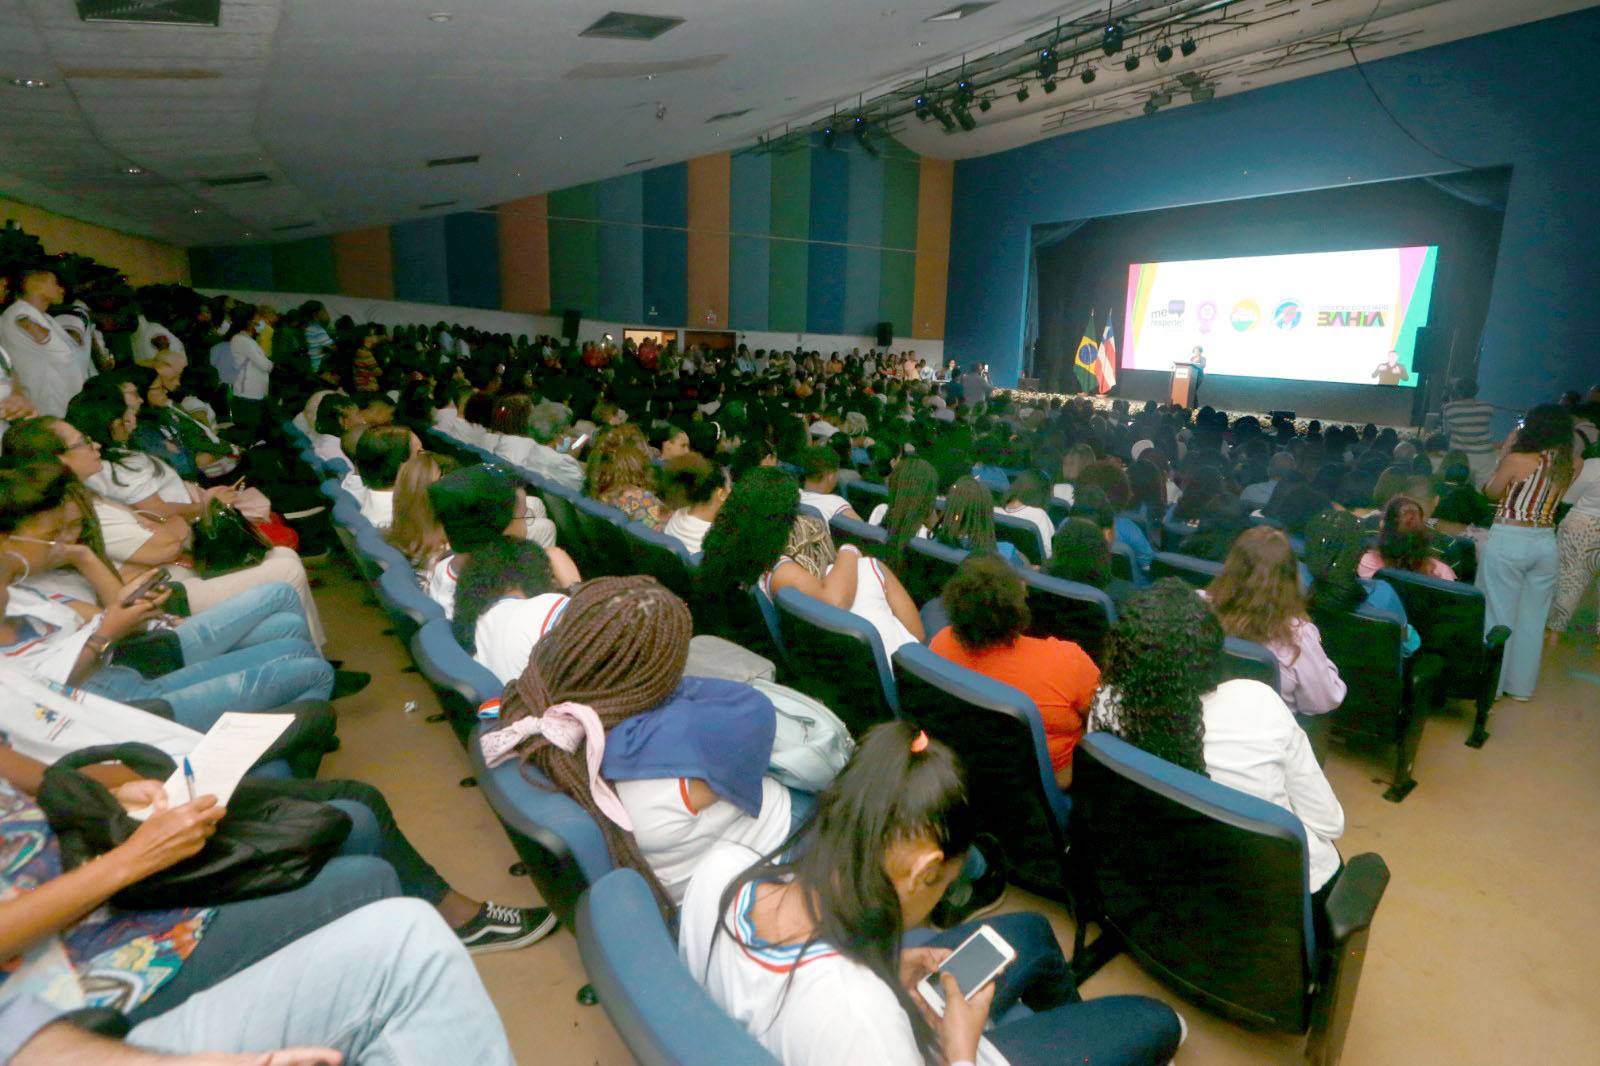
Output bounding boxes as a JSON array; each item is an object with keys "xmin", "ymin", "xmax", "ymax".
[
  {"xmin": 390, "ymin": 217, "xmax": 450, "ymax": 304},
  {"xmin": 547, "ymin": 183, "xmax": 599, "ymax": 316},
  {"xmin": 768, "ymin": 147, "xmax": 811, "ymax": 334},
  {"xmin": 843, "ymin": 143, "xmax": 885, "ymax": 338},
  {"xmin": 878, "ymin": 151, "xmax": 920, "ymax": 340},
  {"xmin": 270, "ymin": 236, "xmax": 336, "ymax": 295},
  {"xmin": 642, "ymin": 163, "xmax": 688, "ymax": 327},
  {"xmin": 193, "ymin": 244, "xmax": 273, "ymax": 290},
  {"xmin": 497, "ymin": 197, "xmax": 548, "ymax": 313},
  {"xmin": 806, "ymin": 141, "xmax": 850, "ymax": 335},
  {"xmin": 912, "ymin": 157, "xmax": 953, "ymax": 340},
  {"xmin": 686, "ymin": 153, "xmax": 731, "ymax": 330},
  {"xmin": 332, "ymin": 227, "xmax": 394, "ymax": 300},
  {"xmin": 3, "ymin": 196, "xmax": 189, "ymax": 286},
  {"xmin": 444, "ymin": 211, "xmax": 501, "ymax": 310},
  {"xmin": 728, "ymin": 150, "xmax": 772, "ymax": 331},
  {"xmin": 595, "ymin": 174, "xmax": 644, "ymax": 323}
]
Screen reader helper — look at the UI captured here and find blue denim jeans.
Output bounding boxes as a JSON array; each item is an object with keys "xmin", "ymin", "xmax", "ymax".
[
  {"xmin": 126, "ymin": 801, "xmax": 396, "ymax": 1024},
  {"xmin": 128, "ymin": 899, "xmax": 515, "ymax": 1066},
  {"xmin": 172, "ymin": 580, "xmax": 312, "ymax": 659},
  {"xmin": 1477, "ymin": 524, "xmax": 1559, "ymax": 698}
]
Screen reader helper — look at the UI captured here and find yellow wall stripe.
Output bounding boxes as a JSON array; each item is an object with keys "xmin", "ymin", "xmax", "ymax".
[
  {"xmin": 498, "ymin": 196, "xmax": 550, "ymax": 314},
  {"xmin": 911, "ymin": 157, "xmax": 952, "ymax": 341}
]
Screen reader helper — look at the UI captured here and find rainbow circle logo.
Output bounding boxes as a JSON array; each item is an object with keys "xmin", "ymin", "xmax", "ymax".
[
  {"xmin": 1230, "ymin": 300, "xmax": 1260, "ymax": 332},
  {"xmin": 1273, "ymin": 299, "xmax": 1302, "ymax": 330}
]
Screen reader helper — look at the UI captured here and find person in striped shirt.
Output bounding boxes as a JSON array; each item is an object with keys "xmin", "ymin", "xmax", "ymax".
[{"xmin": 1441, "ymin": 378, "xmax": 1498, "ymax": 487}]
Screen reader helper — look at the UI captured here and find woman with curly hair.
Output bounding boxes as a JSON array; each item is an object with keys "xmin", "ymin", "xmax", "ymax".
[
  {"xmin": 584, "ymin": 423, "xmax": 667, "ymax": 529},
  {"xmin": 1089, "ymin": 580, "xmax": 1345, "ymax": 894},
  {"xmin": 1208, "ymin": 526, "xmax": 1346, "ymax": 752},
  {"xmin": 1478, "ymin": 404, "xmax": 1576, "ymax": 699},
  {"xmin": 478, "ymin": 576, "xmax": 795, "ymax": 910}
]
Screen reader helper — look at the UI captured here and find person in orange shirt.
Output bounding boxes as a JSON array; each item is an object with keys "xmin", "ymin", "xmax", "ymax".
[{"xmin": 928, "ymin": 556, "xmax": 1100, "ymax": 789}]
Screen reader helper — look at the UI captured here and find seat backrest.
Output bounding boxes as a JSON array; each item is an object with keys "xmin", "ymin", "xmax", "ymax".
[
  {"xmin": 621, "ymin": 521, "xmax": 698, "ymax": 602},
  {"xmin": 410, "ymin": 618, "xmax": 503, "ymax": 730},
  {"xmin": 1310, "ymin": 608, "xmax": 1404, "ymax": 743},
  {"xmin": 902, "ymin": 537, "xmax": 969, "ymax": 605},
  {"xmin": 573, "ymin": 496, "xmax": 637, "ymax": 576},
  {"xmin": 1110, "ymin": 540, "xmax": 1136, "ymax": 582},
  {"xmin": 376, "ymin": 565, "xmax": 444, "ymax": 633},
  {"xmin": 1073, "ymin": 733, "xmax": 1314, "ymax": 1030},
  {"xmin": 773, "ymin": 587, "xmax": 897, "ymax": 734},
  {"xmin": 844, "ymin": 480, "xmax": 890, "ymax": 519},
  {"xmin": 892, "ymin": 644, "xmax": 1071, "ymax": 899},
  {"xmin": 693, "ymin": 584, "xmax": 787, "ymax": 667},
  {"xmin": 353, "ymin": 526, "xmax": 407, "ymax": 583},
  {"xmin": 992, "ymin": 511, "xmax": 1044, "ymax": 564},
  {"xmin": 1150, "ymin": 551, "xmax": 1222, "ymax": 588},
  {"xmin": 576, "ymin": 869, "xmax": 780, "ymax": 1066},
  {"xmin": 1016, "ymin": 569, "xmax": 1115, "ymax": 661},
  {"xmin": 1375, "ymin": 566, "xmax": 1487, "ymax": 666},
  {"xmin": 828, "ymin": 513, "xmax": 888, "ymax": 553},
  {"xmin": 1220, "ymin": 636, "xmax": 1281, "ymax": 690},
  {"xmin": 536, "ymin": 485, "xmax": 596, "ymax": 574}
]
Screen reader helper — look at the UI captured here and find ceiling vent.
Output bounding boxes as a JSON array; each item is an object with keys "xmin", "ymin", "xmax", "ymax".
[
  {"xmin": 579, "ymin": 11, "xmax": 685, "ymax": 41},
  {"xmin": 272, "ymin": 222, "xmax": 314, "ymax": 232},
  {"xmin": 624, "ymin": 157, "xmax": 655, "ymax": 167},
  {"xmin": 925, "ymin": 2, "xmax": 994, "ymax": 22},
  {"xmin": 426, "ymin": 154, "xmax": 480, "ymax": 168},
  {"xmin": 60, "ymin": 67, "xmax": 219, "ymax": 80},
  {"xmin": 203, "ymin": 173, "xmax": 271, "ymax": 188},
  {"xmin": 77, "ymin": 0, "xmax": 221, "ymax": 27},
  {"xmin": 706, "ymin": 108, "xmax": 750, "ymax": 123},
  {"xmin": 419, "ymin": 199, "xmax": 458, "ymax": 211}
]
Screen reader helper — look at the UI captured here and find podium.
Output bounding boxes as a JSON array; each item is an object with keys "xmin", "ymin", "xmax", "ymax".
[{"xmin": 1170, "ymin": 362, "xmax": 1195, "ymax": 408}]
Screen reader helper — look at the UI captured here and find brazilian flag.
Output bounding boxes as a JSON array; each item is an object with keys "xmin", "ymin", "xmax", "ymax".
[{"xmin": 1073, "ymin": 312, "xmax": 1100, "ymax": 393}]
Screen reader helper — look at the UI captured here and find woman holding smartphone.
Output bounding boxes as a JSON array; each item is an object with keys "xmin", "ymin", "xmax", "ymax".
[{"xmin": 680, "ymin": 722, "xmax": 1182, "ymax": 1066}]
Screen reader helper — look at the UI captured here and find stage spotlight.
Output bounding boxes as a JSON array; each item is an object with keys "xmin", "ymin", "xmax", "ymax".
[
  {"xmin": 1038, "ymin": 46, "xmax": 1058, "ymax": 79},
  {"xmin": 1102, "ymin": 22, "xmax": 1123, "ymax": 55},
  {"xmin": 956, "ymin": 78, "xmax": 974, "ymax": 103},
  {"xmin": 1150, "ymin": 90, "xmax": 1171, "ymax": 107},
  {"xmin": 852, "ymin": 115, "xmax": 878, "ymax": 155},
  {"xmin": 822, "ymin": 123, "xmax": 835, "ymax": 148},
  {"xmin": 977, "ymin": 96, "xmax": 991, "ymax": 112},
  {"xmin": 914, "ymin": 93, "xmax": 929, "ymax": 120},
  {"xmin": 1080, "ymin": 67, "xmax": 1095, "ymax": 84},
  {"xmin": 1143, "ymin": 99, "xmax": 1159, "ymax": 116},
  {"xmin": 1180, "ymin": 37, "xmax": 1197, "ymax": 57},
  {"xmin": 1015, "ymin": 84, "xmax": 1030, "ymax": 103},
  {"xmin": 929, "ymin": 103, "xmax": 955, "ymax": 131},
  {"xmin": 952, "ymin": 104, "xmax": 976, "ymax": 131},
  {"xmin": 1156, "ymin": 43, "xmax": 1173, "ymax": 63},
  {"xmin": 1124, "ymin": 53, "xmax": 1140, "ymax": 72},
  {"xmin": 1191, "ymin": 85, "xmax": 1214, "ymax": 103}
]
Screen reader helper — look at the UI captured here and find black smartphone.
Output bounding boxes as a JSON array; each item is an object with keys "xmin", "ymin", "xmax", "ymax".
[{"xmin": 121, "ymin": 567, "xmax": 171, "ymax": 607}]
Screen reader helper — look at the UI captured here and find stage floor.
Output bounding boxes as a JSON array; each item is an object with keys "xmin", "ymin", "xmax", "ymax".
[{"xmin": 1000, "ymin": 387, "xmax": 1424, "ymax": 432}]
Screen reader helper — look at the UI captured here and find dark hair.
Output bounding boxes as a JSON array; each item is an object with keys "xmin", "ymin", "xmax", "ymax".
[
  {"xmin": 1077, "ymin": 460, "xmax": 1133, "ymax": 510},
  {"xmin": 451, "ymin": 534, "xmax": 558, "ymax": 650},
  {"xmin": 1099, "ymin": 579, "xmax": 1219, "ymax": 776},
  {"xmin": 696, "ymin": 467, "xmax": 800, "ymax": 599},
  {"xmin": 1274, "ymin": 485, "xmax": 1332, "ymax": 537},
  {"xmin": 660, "ymin": 452, "xmax": 724, "ymax": 510},
  {"xmin": 351, "ymin": 425, "xmax": 412, "ymax": 489},
  {"xmin": 1127, "ymin": 459, "xmax": 1166, "ymax": 515},
  {"xmin": 1173, "ymin": 467, "xmax": 1229, "ymax": 522},
  {"xmin": 933, "ymin": 477, "xmax": 998, "ymax": 556},
  {"xmin": 427, "ymin": 465, "xmax": 518, "ymax": 553},
  {"xmin": 800, "ymin": 445, "xmax": 839, "ymax": 483},
  {"xmin": 1510, "ymin": 404, "xmax": 1576, "ymax": 486},
  {"xmin": 1047, "ymin": 518, "xmax": 1112, "ymax": 587},
  {"xmin": 1069, "ymin": 486, "xmax": 1115, "ymax": 531},
  {"xmin": 1376, "ymin": 495, "xmax": 1435, "ymax": 574},
  {"xmin": 942, "ymin": 554, "xmax": 1029, "ymax": 650},
  {"xmin": 63, "ymin": 388, "xmax": 132, "ymax": 462},
  {"xmin": 879, "ymin": 457, "xmax": 938, "ymax": 570},
  {"xmin": 0, "ymin": 461, "xmax": 73, "ymax": 534},
  {"xmin": 315, "ymin": 395, "xmax": 359, "ymax": 437},
  {"xmin": 1003, "ymin": 470, "xmax": 1050, "ymax": 509},
  {"xmin": 711, "ymin": 721, "xmax": 975, "ymax": 1061},
  {"xmin": 495, "ymin": 576, "xmax": 693, "ymax": 912},
  {"xmin": 1304, "ymin": 507, "xmax": 1368, "ymax": 615}
]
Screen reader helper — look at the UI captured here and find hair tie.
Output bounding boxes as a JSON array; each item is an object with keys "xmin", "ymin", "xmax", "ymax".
[{"xmin": 910, "ymin": 730, "xmax": 930, "ymax": 754}]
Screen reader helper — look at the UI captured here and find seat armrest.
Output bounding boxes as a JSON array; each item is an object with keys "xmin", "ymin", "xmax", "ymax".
[
  {"xmin": 1483, "ymin": 624, "xmax": 1511, "ymax": 652},
  {"xmin": 1324, "ymin": 852, "xmax": 1389, "ymax": 946}
]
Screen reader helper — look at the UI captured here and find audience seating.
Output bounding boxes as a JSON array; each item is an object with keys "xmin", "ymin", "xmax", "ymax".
[
  {"xmin": 900, "ymin": 537, "xmax": 969, "ymax": 605},
  {"xmin": 351, "ymin": 526, "xmax": 405, "ymax": 584},
  {"xmin": 572, "ymin": 496, "xmax": 637, "ymax": 577},
  {"xmin": 619, "ymin": 521, "xmax": 699, "ymax": 603},
  {"xmin": 1110, "ymin": 541, "xmax": 1137, "ymax": 582},
  {"xmin": 375, "ymin": 565, "xmax": 444, "ymax": 643},
  {"xmin": 1150, "ymin": 551, "xmax": 1222, "ymax": 588},
  {"xmin": 772, "ymin": 587, "xmax": 898, "ymax": 735},
  {"xmin": 827, "ymin": 513, "xmax": 888, "ymax": 553},
  {"xmin": 535, "ymin": 485, "xmax": 598, "ymax": 575},
  {"xmin": 1016, "ymin": 569, "xmax": 1115, "ymax": 661},
  {"xmin": 1071, "ymin": 733, "xmax": 1390, "ymax": 1066},
  {"xmin": 843, "ymin": 480, "xmax": 889, "ymax": 519},
  {"xmin": 410, "ymin": 617, "xmax": 503, "ymax": 743},
  {"xmin": 1311, "ymin": 608, "xmax": 1441, "ymax": 802},
  {"xmin": 696, "ymin": 586, "xmax": 787, "ymax": 666},
  {"xmin": 473, "ymin": 723, "xmax": 614, "ymax": 928},
  {"xmin": 575, "ymin": 868, "xmax": 779, "ymax": 1066},
  {"xmin": 893, "ymin": 643, "xmax": 1072, "ymax": 902},
  {"xmin": 1375, "ymin": 568, "xmax": 1508, "ymax": 748},
  {"xmin": 993, "ymin": 511, "xmax": 1045, "ymax": 564},
  {"xmin": 1219, "ymin": 636, "xmax": 1283, "ymax": 691}
]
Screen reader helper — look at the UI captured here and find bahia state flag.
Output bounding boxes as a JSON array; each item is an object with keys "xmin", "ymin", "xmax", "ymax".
[
  {"xmin": 1073, "ymin": 312, "xmax": 1100, "ymax": 393},
  {"xmin": 1096, "ymin": 313, "xmax": 1119, "ymax": 393}
]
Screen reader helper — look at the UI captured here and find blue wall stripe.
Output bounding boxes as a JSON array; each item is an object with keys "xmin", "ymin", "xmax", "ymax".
[
  {"xmin": 595, "ymin": 173, "xmax": 644, "ymax": 323},
  {"xmin": 806, "ymin": 143, "xmax": 850, "ymax": 334},
  {"xmin": 728, "ymin": 151, "xmax": 772, "ymax": 330},
  {"xmin": 641, "ymin": 163, "xmax": 688, "ymax": 327},
  {"xmin": 444, "ymin": 211, "xmax": 501, "ymax": 310},
  {"xmin": 843, "ymin": 143, "xmax": 885, "ymax": 337},
  {"xmin": 390, "ymin": 217, "xmax": 450, "ymax": 304},
  {"xmin": 190, "ymin": 245, "xmax": 274, "ymax": 291}
]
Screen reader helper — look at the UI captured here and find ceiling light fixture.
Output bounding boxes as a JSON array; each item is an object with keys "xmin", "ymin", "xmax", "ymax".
[
  {"xmin": 1191, "ymin": 84, "xmax": 1214, "ymax": 103},
  {"xmin": 1015, "ymin": 84, "xmax": 1029, "ymax": 103},
  {"xmin": 925, "ymin": 2, "xmax": 994, "ymax": 22},
  {"xmin": 123, "ymin": 165, "xmax": 146, "ymax": 175},
  {"xmin": 977, "ymin": 97, "xmax": 990, "ymax": 112},
  {"xmin": 952, "ymin": 104, "xmax": 976, "ymax": 131},
  {"xmin": 1037, "ymin": 46, "xmax": 1058, "ymax": 80},
  {"xmin": 427, "ymin": 12, "xmax": 453, "ymax": 22},
  {"xmin": 8, "ymin": 77, "xmax": 50, "ymax": 89},
  {"xmin": 1124, "ymin": 53, "xmax": 1141, "ymax": 72},
  {"xmin": 1156, "ymin": 43, "xmax": 1173, "ymax": 63},
  {"xmin": 1102, "ymin": 22, "xmax": 1124, "ymax": 55},
  {"xmin": 1081, "ymin": 67, "xmax": 1096, "ymax": 85},
  {"xmin": 1042, "ymin": 78, "xmax": 1057, "ymax": 93},
  {"xmin": 1180, "ymin": 38, "xmax": 1197, "ymax": 57},
  {"xmin": 914, "ymin": 93, "xmax": 930, "ymax": 120},
  {"xmin": 1150, "ymin": 90, "xmax": 1171, "ymax": 107},
  {"xmin": 821, "ymin": 122, "xmax": 836, "ymax": 148},
  {"xmin": 1143, "ymin": 99, "xmax": 1159, "ymax": 116}
]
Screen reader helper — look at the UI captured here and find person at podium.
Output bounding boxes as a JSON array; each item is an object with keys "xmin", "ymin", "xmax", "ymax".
[{"xmin": 1187, "ymin": 345, "xmax": 1206, "ymax": 406}]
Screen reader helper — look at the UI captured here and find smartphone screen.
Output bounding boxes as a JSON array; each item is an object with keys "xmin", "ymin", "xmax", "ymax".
[{"xmin": 921, "ymin": 932, "xmax": 1009, "ymax": 1012}]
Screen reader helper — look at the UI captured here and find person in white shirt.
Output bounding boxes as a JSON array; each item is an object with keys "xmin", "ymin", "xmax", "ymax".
[
  {"xmin": 679, "ymin": 721, "xmax": 1183, "ymax": 1066},
  {"xmin": 798, "ymin": 446, "xmax": 861, "ymax": 524},
  {"xmin": 347, "ymin": 424, "xmax": 419, "ymax": 530},
  {"xmin": 997, "ymin": 472, "xmax": 1055, "ymax": 560},
  {"xmin": 1, "ymin": 269, "xmax": 85, "ymax": 417},
  {"xmin": 1088, "ymin": 581, "xmax": 1345, "ymax": 894},
  {"xmin": 450, "ymin": 535, "xmax": 573, "ymax": 683},
  {"xmin": 661, "ymin": 452, "xmax": 730, "ymax": 556},
  {"xmin": 227, "ymin": 305, "xmax": 272, "ymax": 432},
  {"xmin": 0, "ymin": 283, "xmax": 40, "ymax": 434},
  {"xmin": 764, "ymin": 513, "xmax": 922, "ymax": 660},
  {"xmin": 425, "ymin": 466, "xmax": 579, "ymax": 618},
  {"xmin": 132, "ymin": 313, "xmax": 186, "ymax": 365}
]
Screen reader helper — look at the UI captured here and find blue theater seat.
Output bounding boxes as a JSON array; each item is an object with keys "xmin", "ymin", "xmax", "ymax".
[
  {"xmin": 1150, "ymin": 551, "xmax": 1222, "ymax": 588},
  {"xmin": 1016, "ymin": 569, "xmax": 1116, "ymax": 661},
  {"xmin": 772, "ymin": 586, "xmax": 898, "ymax": 735},
  {"xmin": 828, "ymin": 513, "xmax": 888, "ymax": 553},
  {"xmin": 622, "ymin": 521, "xmax": 698, "ymax": 602},
  {"xmin": 1220, "ymin": 636, "xmax": 1282, "ymax": 690},
  {"xmin": 410, "ymin": 618, "xmax": 503, "ymax": 743},
  {"xmin": 993, "ymin": 510, "xmax": 1044, "ymax": 564}
]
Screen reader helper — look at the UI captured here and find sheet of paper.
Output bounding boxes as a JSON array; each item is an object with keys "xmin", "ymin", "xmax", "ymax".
[{"xmin": 129, "ymin": 712, "xmax": 294, "ymax": 821}]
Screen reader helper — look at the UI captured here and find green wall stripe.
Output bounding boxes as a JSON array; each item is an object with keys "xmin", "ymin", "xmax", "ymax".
[
  {"xmin": 271, "ymin": 236, "xmax": 337, "ymax": 295},
  {"xmin": 768, "ymin": 148, "xmax": 811, "ymax": 333},
  {"xmin": 548, "ymin": 183, "xmax": 600, "ymax": 316}
]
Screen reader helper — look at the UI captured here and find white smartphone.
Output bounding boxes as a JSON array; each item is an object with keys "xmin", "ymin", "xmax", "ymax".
[{"xmin": 915, "ymin": 924, "xmax": 1017, "ymax": 1018}]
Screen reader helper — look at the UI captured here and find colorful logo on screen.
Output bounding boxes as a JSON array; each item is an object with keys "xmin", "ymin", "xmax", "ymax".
[
  {"xmin": 1196, "ymin": 301, "xmax": 1218, "ymax": 333},
  {"xmin": 1230, "ymin": 300, "xmax": 1260, "ymax": 332},
  {"xmin": 1273, "ymin": 299, "xmax": 1302, "ymax": 330},
  {"xmin": 1316, "ymin": 306, "xmax": 1388, "ymax": 327}
]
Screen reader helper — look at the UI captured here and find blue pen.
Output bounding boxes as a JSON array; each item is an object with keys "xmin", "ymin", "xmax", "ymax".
[{"xmin": 182, "ymin": 757, "xmax": 196, "ymax": 803}]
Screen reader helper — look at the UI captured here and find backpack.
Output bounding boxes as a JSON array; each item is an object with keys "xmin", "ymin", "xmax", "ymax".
[{"xmin": 751, "ymin": 680, "xmax": 855, "ymax": 793}]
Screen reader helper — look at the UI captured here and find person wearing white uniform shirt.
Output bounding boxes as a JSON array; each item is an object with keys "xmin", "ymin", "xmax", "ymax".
[
  {"xmin": 0, "ymin": 270, "xmax": 84, "ymax": 417},
  {"xmin": 679, "ymin": 722, "xmax": 1183, "ymax": 1066},
  {"xmin": 798, "ymin": 446, "xmax": 861, "ymax": 523},
  {"xmin": 227, "ymin": 305, "xmax": 272, "ymax": 434},
  {"xmin": 132, "ymin": 313, "xmax": 185, "ymax": 365},
  {"xmin": 1088, "ymin": 581, "xmax": 1345, "ymax": 894},
  {"xmin": 761, "ymin": 515, "xmax": 922, "ymax": 659},
  {"xmin": 661, "ymin": 452, "xmax": 730, "ymax": 556}
]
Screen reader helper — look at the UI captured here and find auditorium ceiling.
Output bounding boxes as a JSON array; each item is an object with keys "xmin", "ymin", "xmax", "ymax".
[{"xmin": 0, "ymin": 0, "xmax": 1591, "ymax": 247}]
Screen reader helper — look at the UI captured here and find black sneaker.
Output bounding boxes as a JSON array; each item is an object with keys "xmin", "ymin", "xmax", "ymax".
[
  {"xmin": 455, "ymin": 902, "xmax": 559, "ymax": 955},
  {"xmin": 330, "ymin": 669, "xmax": 371, "ymax": 699},
  {"xmin": 930, "ymin": 842, "xmax": 1008, "ymax": 930}
]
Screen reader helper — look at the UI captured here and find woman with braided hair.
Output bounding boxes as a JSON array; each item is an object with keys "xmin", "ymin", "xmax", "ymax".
[
  {"xmin": 769, "ymin": 513, "xmax": 922, "ymax": 657},
  {"xmin": 1089, "ymin": 581, "xmax": 1346, "ymax": 894},
  {"xmin": 480, "ymin": 575, "xmax": 796, "ymax": 908}
]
